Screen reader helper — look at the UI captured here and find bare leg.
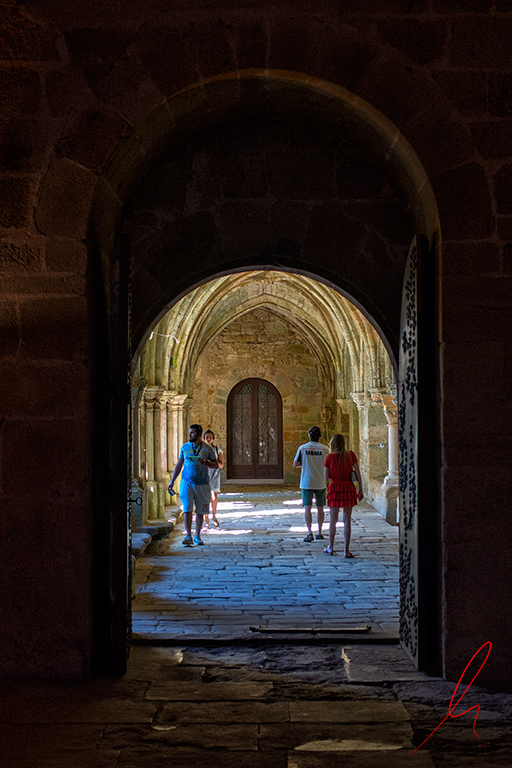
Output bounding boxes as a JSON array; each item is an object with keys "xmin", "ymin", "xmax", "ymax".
[
  {"xmin": 304, "ymin": 505, "xmax": 313, "ymax": 534},
  {"xmin": 195, "ymin": 510, "xmax": 205, "ymax": 536},
  {"xmin": 211, "ymin": 491, "xmax": 219, "ymax": 524},
  {"xmin": 327, "ymin": 507, "xmax": 339, "ymax": 552},
  {"xmin": 184, "ymin": 511, "xmax": 193, "ymax": 537},
  {"xmin": 317, "ymin": 506, "xmax": 325, "ymax": 535},
  {"xmin": 343, "ymin": 506, "xmax": 354, "ymax": 557},
  {"xmin": 203, "ymin": 513, "xmax": 209, "ymax": 528}
]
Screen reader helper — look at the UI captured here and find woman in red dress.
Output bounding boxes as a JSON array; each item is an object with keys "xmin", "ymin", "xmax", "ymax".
[{"xmin": 324, "ymin": 434, "xmax": 364, "ymax": 557}]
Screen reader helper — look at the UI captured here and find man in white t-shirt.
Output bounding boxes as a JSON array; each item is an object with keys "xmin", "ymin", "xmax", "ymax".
[{"xmin": 293, "ymin": 426, "xmax": 330, "ymax": 543}]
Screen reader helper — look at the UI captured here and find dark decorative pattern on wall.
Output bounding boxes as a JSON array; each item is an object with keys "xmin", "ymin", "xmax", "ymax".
[{"xmin": 399, "ymin": 240, "xmax": 419, "ymax": 661}]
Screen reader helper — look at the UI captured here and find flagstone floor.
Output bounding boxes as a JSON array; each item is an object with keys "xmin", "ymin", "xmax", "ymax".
[{"xmin": 132, "ymin": 486, "xmax": 400, "ymax": 640}]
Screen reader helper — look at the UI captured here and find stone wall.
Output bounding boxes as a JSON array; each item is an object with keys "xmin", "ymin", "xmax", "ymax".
[{"xmin": 192, "ymin": 307, "xmax": 326, "ymax": 483}]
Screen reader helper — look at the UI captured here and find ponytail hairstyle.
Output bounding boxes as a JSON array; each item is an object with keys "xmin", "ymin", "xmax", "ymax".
[{"xmin": 329, "ymin": 433, "xmax": 346, "ymax": 465}]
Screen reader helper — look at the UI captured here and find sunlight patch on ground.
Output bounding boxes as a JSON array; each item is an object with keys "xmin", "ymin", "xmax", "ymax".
[
  {"xmin": 217, "ymin": 501, "xmax": 253, "ymax": 511},
  {"xmin": 295, "ymin": 740, "xmax": 403, "ymax": 752},
  {"xmin": 217, "ymin": 508, "xmax": 297, "ymax": 519},
  {"xmin": 282, "ymin": 499, "xmax": 302, "ymax": 505},
  {"xmin": 204, "ymin": 528, "xmax": 253, "ymax": 536}
]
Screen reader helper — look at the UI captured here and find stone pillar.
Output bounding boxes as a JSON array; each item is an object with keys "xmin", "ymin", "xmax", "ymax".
[
  {"xmin": 370, "ymin": 388, "xmax": 399, "ymax": 524},
  {"xmin": 144, "ymin": 386, "xmax": 164, "ymax": 520}
]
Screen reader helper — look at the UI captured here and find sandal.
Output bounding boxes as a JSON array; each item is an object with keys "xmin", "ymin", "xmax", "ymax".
[
  {"xmin": 345, "ymin": 552, "xmax": 355, "ymax": 559},
  {"xmin": 323, "ymin": 546, "xmax": 334, "ymax": 556},
  {"xmin": 213, "ymin": 519, "xmax": 220, "ymax": 527}
]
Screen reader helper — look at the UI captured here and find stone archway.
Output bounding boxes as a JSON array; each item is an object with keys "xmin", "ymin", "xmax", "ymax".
[{"xmin": 90, "ymin": 70, "xmax": 441, "ymax": 676}]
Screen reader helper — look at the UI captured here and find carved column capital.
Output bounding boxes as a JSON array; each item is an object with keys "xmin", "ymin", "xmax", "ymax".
[
  {"xmin": 167, "ymin": 393, "xmax": 189, "ymax": 412},
  {"xmin": 144, "ymin": 386, "xmax": 165, "ymax": 412},
  {"xmin": 369, "ymin": 388, "xmax": 397, "ymax": 425},
  {"xmin": 350, "ymin": 391, "xmax": 366, "ymax": 411}
]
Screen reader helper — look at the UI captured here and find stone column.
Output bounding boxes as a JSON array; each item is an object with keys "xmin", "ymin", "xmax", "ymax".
[
  {"xmin": 369, "ymin": 388, "xmax": 399, "ymax": 524},
  {"xmin": 370, "ymin": 389, "xmax": 398, "ymax": 486},
  {"xmin": 144, "ymin": 386, "xmax": 164, "ymax": 519}
]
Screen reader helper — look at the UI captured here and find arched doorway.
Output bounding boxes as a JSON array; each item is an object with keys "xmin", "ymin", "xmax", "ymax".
[
  {"xmin": 227, "ymin": 378, "xmax": 283, "ymax": 480},
  {"xmin": 91, "ymin": 70, "xmax": 441, "ymax": 677}
]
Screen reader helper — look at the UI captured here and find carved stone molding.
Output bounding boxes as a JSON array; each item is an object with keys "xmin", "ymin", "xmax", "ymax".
[
  {"xmin": 144, "ymin": 386, "xmax": 165, "ymax": 411},
  {"xmin": 350, "ymin": 391, "xmax": 366, "ymax": 411}
]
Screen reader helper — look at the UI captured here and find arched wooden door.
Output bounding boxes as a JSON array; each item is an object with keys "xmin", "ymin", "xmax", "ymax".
[{"xmin": 227, "ymin": 378, "xmax": 283, "ymax": 479}]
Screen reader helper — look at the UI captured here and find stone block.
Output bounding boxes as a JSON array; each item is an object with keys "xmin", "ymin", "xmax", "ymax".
[
  {"xmin": 0, "ymin": 299, "xmax": 19, "ymax": 355},
  {"xmin": 65, "ymin": 27, "xmax": 137, "ymax": 89},
  {"xmin": 504, "ymin": 243, "xmax": 512, "ymax": 273},
  {"xmin": 432, "ymin": 163, "xmax": 494, "ymax": 239},
  {"xmin": 154, "ymin": 701, "xmax": 289, "ymax": 726},
  {"xmin": 434, "ymin": 0, "xmax": 492, "ymax": 9},
  {"xmin": 45, "ymin": 237, "xmax": 87, "ymax": 273},
  {"xmin": 222, "ymin": 153, "xmax": 269, "ymax": 199},
  {"xmin": 1, "ymin": 418, "xmax": 91, "ymax": 489},
  {"xmin": 450, "ymin": 17, "xmax": 512, "ymax": 68},
  {"xmin": 494, "ymin": 163, "xmax": 512, "ymax": 214},
  {"xmin": 404, "ymin": 112, "xmax": 474, "ymax": 179},
  {"xmin": 266, "ymin": 17, "xmax": 326, "ymax": 76},
  {"xmin": 442, "ymin": 274, "xmax": 512, "ymax": 343},
  {"xmin": 433, "ymin": 71, "xmax": 488, "ymax": 116},
  {"xmin": 0, "ymin": 274, "xmax": 86, "ymax": 295},
  {"xmin": 0, "ymin": 360, "xmax": 90, "ymax": 418},
  {"xmin": 93, "ymin": 55, "xmax": 164, "ymax": 126},
  {"xmin": 102, "ymin": 723, "xmax": 259, "ymax": 751},
  {"xmin": 498, "ymin": 218, "xmax": 512, "ymax": 241},
  {"xmin": 268, "ymin": 150, "xmax": 337, "ymax": 200},
  {"xmin": 0, "ymin": 118, "xmax": 48, "ymax": 172},
  {"xmin": 0, "ymin": 5, "xmax": 59, "ymax": 60},
  {"xmin": 378, "ymin": 20, "xmax": 447, "ymax": 65},
  {"xmin": 193, "ymin": 21, "xmax": 237, "ymax": 80},
  {"xmin": 0, "ymin": 67, "xmax": 41, "ymax": 118},
  {"xmin": 56, "ymin": 108, "xmax": 127, "ymax": 171},
  {"xmin": 45, "ymin": 66, "xmax": 94, "ymax": 119},
  {"xmin": 470, "ymin": 119, "xmax": 512, "ymax": 159},
  {"xmin": 442, "ymin": 241, "xmax": 500, "ymax": 275},
  {"xmin": 336, "ymin": 150, "xmax": 387, "ymax": 201},
  {"xmin": 289, "ymin": 700, "xmax": 409, "ymax": 723},
  {"xmin": 490, "ymin": 73, "xmax": 512, "ymax": 117},
  {"xmin": 0, "ymin": 177, "xmax": 32, "ymax": 228},
  {"xmin": 35, "ymin": 158, "xmax": 97, "ymax": 238},
  {"xmin": 145, "ymin": 680, "xmax": 273, "ymax": 700},
  {"xmin": 20, "ymin": 296, "xmax": 89, "ymax": 360},
  {"xmin": 135, "ymin": 24, "xmax": 196, "ymax": 98},
  {"xmin": 0, "ymin": 239, "xmax": 43, "ymax": 272},
  {"xmin": 231, "ymin": 24, "xmax": 267, "ymax": 72},
  {"xmin": 357, "ymin": 53, "xmax": 438, "ymax": 132},
  {"xmin": 259, "ymin": 722, "xmax": 414, "ymax": 751}
]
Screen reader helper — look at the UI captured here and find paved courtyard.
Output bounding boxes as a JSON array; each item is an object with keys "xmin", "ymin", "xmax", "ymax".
[{"xmin": 132, "ymin": 486, "xmax": 399, "ymax": 640}]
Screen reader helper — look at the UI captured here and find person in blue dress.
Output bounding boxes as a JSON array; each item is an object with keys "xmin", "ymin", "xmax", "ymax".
[{"xmin": 168, "ymin": 424, "xmax": 218, "ymax": 547}]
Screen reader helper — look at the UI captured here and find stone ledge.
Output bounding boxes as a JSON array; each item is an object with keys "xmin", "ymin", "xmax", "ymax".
[{"xmin": 131, "ymin": 508, "xmax": 182, "ymax": 558}]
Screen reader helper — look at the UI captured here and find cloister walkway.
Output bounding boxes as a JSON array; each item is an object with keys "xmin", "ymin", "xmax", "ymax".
[{"xmin": 132, "ymin": 486, "xmax": 399, "ymax": 641}]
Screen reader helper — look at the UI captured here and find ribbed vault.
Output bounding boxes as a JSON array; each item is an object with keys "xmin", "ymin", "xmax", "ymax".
[{"xmin": 139, "ymin": 270, "xmax": 391, "ymax": 399}]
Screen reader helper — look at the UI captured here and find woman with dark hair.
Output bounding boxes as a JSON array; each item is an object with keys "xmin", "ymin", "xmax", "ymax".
[
  {"xmin": 203, "ymin": 429, "xmax": 223, "ymax": 528},
  {"xmin": 324, "ymin": 434, "xmax": 363, "ymax": 557}
]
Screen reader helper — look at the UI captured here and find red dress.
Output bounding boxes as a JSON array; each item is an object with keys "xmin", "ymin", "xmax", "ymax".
[{"xmin": 324, "ymin": 451, "xmax": 358, "ymax": 508}]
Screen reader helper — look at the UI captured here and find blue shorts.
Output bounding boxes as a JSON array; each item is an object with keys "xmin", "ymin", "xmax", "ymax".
[
  {"xmin": 301, "ymin": 488, "xmax": 327, "ymax": 507},
  {"xmin": 180, "ymin": 482, "xmax": 211, "ymax": 514}
]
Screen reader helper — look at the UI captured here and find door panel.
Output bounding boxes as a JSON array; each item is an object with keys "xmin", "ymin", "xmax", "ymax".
[
  {"xmin": 228, "ymin": 379, "xmax": 283, "ymax": 479},
  {"xmin": 398, "ymin": 234, "xmax": 440, "ymax": 675}
]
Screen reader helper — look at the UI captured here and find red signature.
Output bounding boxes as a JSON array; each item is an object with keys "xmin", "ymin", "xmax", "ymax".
[{"xmin": 409, "ymin": 641, "xmax": 492, "ymax": 755}]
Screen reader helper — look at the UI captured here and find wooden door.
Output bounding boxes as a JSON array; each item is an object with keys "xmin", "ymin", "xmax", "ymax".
[
  {"xmin": 227, "ymin": 378, "xmax": 283, "ymax": 479},
  {"xmin": 398, "ymin": 234, "xmax": 440, "ymax": 675}
]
